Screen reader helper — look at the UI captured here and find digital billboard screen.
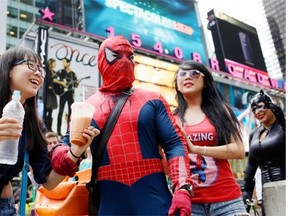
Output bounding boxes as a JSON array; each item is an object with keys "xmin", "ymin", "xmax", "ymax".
[
  {"xmin": 208, "ymin": 9, "xmax": 267, "ymax": 73},
  {"xmin": 84, "ymin": 0, "xmax": 207, "ymax": 63}
]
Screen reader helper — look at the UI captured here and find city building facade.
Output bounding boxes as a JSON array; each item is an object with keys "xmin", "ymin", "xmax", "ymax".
[{"xmin": 261, "ymin": 0, "xmax": 286, "ymax": 79}]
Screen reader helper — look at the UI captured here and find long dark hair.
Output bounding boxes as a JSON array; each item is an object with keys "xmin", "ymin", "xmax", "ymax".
[
  {"xmin": 0, "ymin": 46, "xmax": 47, "ymax": 151},
  {"xmin": 174, "ymin": 60, "xmax": 242, "ymax": 146}
]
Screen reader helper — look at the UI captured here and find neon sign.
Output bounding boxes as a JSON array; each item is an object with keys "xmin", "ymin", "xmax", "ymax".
[{"xmin": 84, "ymin": 0, "xmax": 207, "ymax": 63}]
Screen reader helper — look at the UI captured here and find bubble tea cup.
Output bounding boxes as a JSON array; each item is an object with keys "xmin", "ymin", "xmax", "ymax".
[{"xmin": 70, "ymin": 102, "xmax": 95, "ymax": 145}]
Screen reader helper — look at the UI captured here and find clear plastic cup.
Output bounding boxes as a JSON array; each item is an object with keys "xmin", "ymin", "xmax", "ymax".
[{"xmin": 70, "ymin": 102, "xmax": 95, "ymax": 146}]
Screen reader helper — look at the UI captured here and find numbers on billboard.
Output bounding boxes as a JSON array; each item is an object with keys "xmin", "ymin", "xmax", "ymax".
[
  {"xmin": 106, "ymin": 27, "xmax": 191, "ymax": 61},
  {"xmin": 106, "ymin": 27, "xmax": 115, "ymax": 37},
  {"xmin": 153, "ymin": 42, "xmax": 163, "ymax": 54},
  {"xmin": 174, "ymin": 47, "xmax": 183, "ymax": 59},
  {"xmin": 131, "ymin": 33, "xmax": 142, "ymax": 47}
]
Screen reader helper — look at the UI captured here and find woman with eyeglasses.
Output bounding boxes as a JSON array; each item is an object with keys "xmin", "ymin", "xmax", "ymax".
[
  {"xmin": 0, "ymin": 46, "xmax": 99, "ymax": 215},
  {"xmin": 242, "ymin": 90, "xmax": 285, "ymax": 216},
  {"xmin": 173, "ymin": 60, "xmax": 248, "ymax": 216}
]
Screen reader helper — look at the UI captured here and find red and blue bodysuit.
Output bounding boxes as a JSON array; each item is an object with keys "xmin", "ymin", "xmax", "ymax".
[{"xmin": 64, "ymin": 36, "xmax": 192, "ymax": 215}]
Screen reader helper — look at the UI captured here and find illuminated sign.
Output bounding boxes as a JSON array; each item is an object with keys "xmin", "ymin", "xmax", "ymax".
[
  {"xmin": 205, "ymin": 9, "xmax": 286, "ymax": 91},
  {"xmin": 208, "ymin": 9, "xmax": 267, "ymax": 72},
  {"xmin": 40, "ymin": 6, "xmax": 55, "ymax": 22},
  {"xmin": 37, "ymin": 27, "xmax": 49, "ymax": 70},
  {"xmin": 35, "ymin": 2, "xmax": 286, "ymax": 92},
  {"xmin": 84, "ymin": 0, "xmax": 207, "ymax": 63},
  {"xmin": 209, "ymin": 58, "xmax": 285, "ymax": 91}
]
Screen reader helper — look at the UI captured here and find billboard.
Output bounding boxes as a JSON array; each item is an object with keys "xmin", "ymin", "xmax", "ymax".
[
  {"xmin": 43, "ymin": 37, "xmax": 99, "ymax": 136},
  {"xmin": 207, "ymin": 9, "xmax": 267, "ymax": 73},
  {"xmin": 84, "ymin": 0, "xmax": 207, "ymax": 63}
]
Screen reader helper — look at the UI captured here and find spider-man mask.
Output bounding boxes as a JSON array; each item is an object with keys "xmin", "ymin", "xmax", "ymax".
[{"xmin": 98, "ymin": 35, "xmax": 135, "ymax": 92}]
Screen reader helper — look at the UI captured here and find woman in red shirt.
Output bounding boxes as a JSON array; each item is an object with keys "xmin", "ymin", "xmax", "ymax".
[{"xmin": 173, "ymin": 60, "xmax": 248, "ymax": 215}]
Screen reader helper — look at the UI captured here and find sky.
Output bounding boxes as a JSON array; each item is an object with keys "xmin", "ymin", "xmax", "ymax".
[{"xmin": 197, "ymin": 0, "xmax": 260, "ymax": 26}]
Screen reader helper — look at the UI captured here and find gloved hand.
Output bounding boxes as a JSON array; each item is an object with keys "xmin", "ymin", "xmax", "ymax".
[
  {"xmin": 242, "ymin": 190, "xmax": 251, "ymax": 213},
  {"xmin": 168, "ymin": 189, "xmax": 191, "ymax": 216}
]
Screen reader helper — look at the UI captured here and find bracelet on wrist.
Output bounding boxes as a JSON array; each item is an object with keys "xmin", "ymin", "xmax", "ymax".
[
  {"xmin": 202, "ymin": 145, "xmax": 207, "ymax": 156},
  {"xmin": 69, "ymin": 148, "xmax": 81, "ymax": 159}
]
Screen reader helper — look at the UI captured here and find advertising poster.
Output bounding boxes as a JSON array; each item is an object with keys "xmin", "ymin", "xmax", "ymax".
[
  {"xmin": 208, "ymin": 9, "xmax": 267, "ymax": 72},
  {"xmin": 44, "ymin": 37, "xmax": 99, "ymax": 136},
  {"xmin": 84, "ymin": 0, "xmax": 207, "ymax": 64}
]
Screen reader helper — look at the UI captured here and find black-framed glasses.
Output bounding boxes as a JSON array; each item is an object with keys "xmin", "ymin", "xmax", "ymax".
[
  {"xmin": 177, "ymin": 69, "xmax": 205, "ymax": 79},
  {"xmin": 12, "ymin": 59, "xmax": 46, "ymax": 78},
  {"xmin": 251, "ymin": 104, "xmax": 266, "ymax": 114}
]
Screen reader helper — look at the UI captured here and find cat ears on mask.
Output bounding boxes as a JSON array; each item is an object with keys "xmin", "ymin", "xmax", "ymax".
[{"xmin": 250, "ymin": 89, "xmax": 273, "ymax": 107}]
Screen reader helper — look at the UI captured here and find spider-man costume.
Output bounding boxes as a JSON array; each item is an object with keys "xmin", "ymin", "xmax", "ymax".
[{"xmin": 64, "ymin": 36, "xmax": 192, "ymax": 215}]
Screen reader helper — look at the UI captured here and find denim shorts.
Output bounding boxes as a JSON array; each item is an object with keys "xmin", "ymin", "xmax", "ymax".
[
  {"xmin": 192, "ymin": 197, "xmax": 249, "ymax": 216},
  {"xmin": 0, "ymin": 197, "xmax": 18, "ymax": 216}
]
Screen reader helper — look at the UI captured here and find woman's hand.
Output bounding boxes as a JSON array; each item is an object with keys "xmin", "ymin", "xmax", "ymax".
[
  {"xmin": 0, "ymin": 117, "xmax": 22, "ymax": 141},
  {"xmin": 175, "ymin": 119, "xmax": 195, "ymax": 153},
  {"xmin": 70, "ymin": 126, "xmax": 100, "ymax": 158},
  {"xmin": 49, "ymin": 126, "xmax": 100, "ymax": 186}
]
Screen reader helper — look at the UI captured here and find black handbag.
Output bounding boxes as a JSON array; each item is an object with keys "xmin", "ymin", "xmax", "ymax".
[{"xmin": 87, "ymin": 90, "xmax": 132, "ymax": 216}]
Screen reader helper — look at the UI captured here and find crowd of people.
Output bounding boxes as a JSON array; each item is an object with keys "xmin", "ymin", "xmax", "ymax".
[{"xmin": 0, "ymin": 35, "xmax": 285, "ymax": 216}]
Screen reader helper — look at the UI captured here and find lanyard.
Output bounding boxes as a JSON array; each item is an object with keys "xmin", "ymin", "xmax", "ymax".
[{"xmin": 19, "ymin": 149, "xmax": 29, "ymax": 216}]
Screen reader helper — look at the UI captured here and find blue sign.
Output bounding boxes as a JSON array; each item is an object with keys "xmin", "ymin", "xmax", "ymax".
[{"xmin": 84, "ymin": 0, "xmax": 207, "ymax": 63}]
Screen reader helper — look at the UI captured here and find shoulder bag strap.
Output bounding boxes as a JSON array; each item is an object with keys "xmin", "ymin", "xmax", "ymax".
[
  {"xmin": 88, "ymin": 89, "xmax": 132, "ymax": 190},
  {"xmin": 19, "ymin": 149, "xmax": 30, "ymax": 215}
]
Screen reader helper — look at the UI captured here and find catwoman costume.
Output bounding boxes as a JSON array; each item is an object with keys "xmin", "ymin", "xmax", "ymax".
[{"xmin": 242, "ymin": 90, "xmax": 286, "ymax": 214}]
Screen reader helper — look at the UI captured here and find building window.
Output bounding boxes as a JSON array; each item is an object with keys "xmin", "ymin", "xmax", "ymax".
[
  {"xmin": 7, "ymin": 6, "xmax": 18, "ymax": 19},
  {"xmin": 6, "ymin": 44, "xmax": 14, "ymax": 50},
  {"xmin": 35, "ymin": 0, "xmax": 45, "ymax": 8},
  {"xmin": 19, "ymin": 10, "xmax": 33, "ymax": 22},
  {"xmin": 7, "ymin": 25, "xmax": 18, "ymax": 38},
  {"xmin": 20, "ymin": 0, "xmax": 34, "ymax": 6},
  {"xmin": 19, "ymin": 27, "xmax": 27, "ymax": 38}
]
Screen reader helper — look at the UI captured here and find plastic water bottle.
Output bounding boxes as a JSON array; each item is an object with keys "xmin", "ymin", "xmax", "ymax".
[{"xmin": 0, "ymin": 90, "xmax": 25, "ymax": 165}]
